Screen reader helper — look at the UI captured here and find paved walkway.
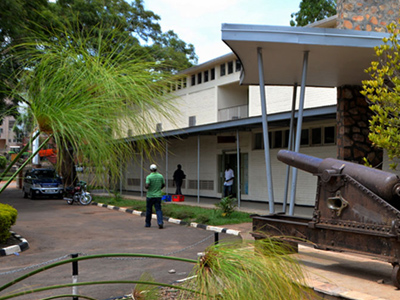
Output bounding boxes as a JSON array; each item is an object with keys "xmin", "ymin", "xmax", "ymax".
[
  {"xmin": 93, "ymin": 190, "xmax": 400, "ymax": 300},
  {"xmin": 2, "ymin": 183, "xmax": 400, "ymax": 299}
]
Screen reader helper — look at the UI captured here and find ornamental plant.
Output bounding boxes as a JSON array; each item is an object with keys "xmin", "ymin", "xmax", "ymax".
[
  {"xmin": 0, "ymin": 20, "xmax": 180, "ymax": 194},
  {"xmin": 362, "ymin": 22, "xmax": 400, "ymax": 169},
  {"xmin": 0, "ymin": 203, "xmax": 18, "ymax": 243}
]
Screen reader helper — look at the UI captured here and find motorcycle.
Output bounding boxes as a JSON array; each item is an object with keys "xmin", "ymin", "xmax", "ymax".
[{"xmin": 64, "ymin": 180, "xmax": 92, "ymax": 205}]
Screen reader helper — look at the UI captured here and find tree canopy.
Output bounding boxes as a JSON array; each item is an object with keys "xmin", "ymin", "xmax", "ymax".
[
  {"xmin": 290, "ymin": 0, "xmax": 336, "ymax": 27},
  {"xmin": 0, "ymin": 0, "xmax": 197, "ymax": 123}
]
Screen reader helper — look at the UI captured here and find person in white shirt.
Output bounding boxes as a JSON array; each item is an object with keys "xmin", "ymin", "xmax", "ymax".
[{"xmin": 223, "ymin": 165, "xmax": 234, "ymax": 197}]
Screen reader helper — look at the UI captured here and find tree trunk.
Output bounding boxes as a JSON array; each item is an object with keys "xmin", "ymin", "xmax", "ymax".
[{"xmin": 59, "ymin": 138, "xmax": 78, "ymax": 187}]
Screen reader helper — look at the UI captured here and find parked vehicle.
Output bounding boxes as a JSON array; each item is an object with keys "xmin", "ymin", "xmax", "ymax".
[
  {"xmin": 22, "ymin": 168, "xmax": 64, "ymax": 199},
  {"xmin": 64, "ymin": 180, "xmax": 92, "ymax": 205}
]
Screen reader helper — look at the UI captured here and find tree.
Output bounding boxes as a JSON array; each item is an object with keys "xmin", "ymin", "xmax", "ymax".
[
  {"xmin": 0, "ymin": 0, "xmax": 53, "ymax": 122},
  {"xmin": 8, "ymin": 22, "xmax": 180, "ymax": 188},
  {"xmin": 0, "ymin": 0, "xmax": 197, "ymax": 123},
  {"xmin": 361, "ymin": 23, "xmax": 400, "ymax": 169},
  {"xmin": 290, "ymin": 0, "xmax": 336, "ymax": 27}
]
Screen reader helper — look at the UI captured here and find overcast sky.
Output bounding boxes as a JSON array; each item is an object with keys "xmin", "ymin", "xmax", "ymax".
[{"xmin": 144, "ymin": 0, "xmax": 302, "ymax": 64}]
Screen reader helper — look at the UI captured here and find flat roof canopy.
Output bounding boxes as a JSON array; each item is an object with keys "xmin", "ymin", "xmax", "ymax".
[{"xmin": 221, "ymin": 24, "xmax": 389, "ymax": 87}]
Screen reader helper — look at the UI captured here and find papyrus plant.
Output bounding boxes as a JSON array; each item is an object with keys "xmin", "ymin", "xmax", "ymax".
[
  {"xmin": 7, "ymin": 22, "xmax": 179, "ymax": 188},
  {"xmin": 179, "ymin": 239, "xmax": 312, "ymax": 300}
]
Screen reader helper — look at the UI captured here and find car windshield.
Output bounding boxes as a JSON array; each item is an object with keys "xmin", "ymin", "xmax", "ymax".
[{"xmin": 33, "ymin": 170, "xmax": 56, "ymax": 179}]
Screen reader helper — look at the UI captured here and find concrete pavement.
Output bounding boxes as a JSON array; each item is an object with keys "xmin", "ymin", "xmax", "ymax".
[{"xmin": 2, "ymin": 184, "xmax": 400, "ymax": 299}]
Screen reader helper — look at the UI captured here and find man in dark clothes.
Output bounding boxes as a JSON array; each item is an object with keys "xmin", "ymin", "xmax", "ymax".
[{"xmin": 173, "ymin": 164, "xmax": 186, "ymax": 195}]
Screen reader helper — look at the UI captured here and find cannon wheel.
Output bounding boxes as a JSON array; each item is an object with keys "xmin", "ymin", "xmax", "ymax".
[{"xmin": 392, "ymin": 263, "xmax": 400, "ymax": 289}]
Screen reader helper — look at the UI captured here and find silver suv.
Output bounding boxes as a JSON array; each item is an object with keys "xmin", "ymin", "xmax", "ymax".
[{"xmin": 22, "ymin": 168, "xmax": 64, "ymax": 199}]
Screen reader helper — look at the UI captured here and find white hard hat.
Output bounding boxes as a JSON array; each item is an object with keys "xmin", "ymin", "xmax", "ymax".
[{"xmin": 150, "ymin": 164, "xmax": 157, "ymax": 171}]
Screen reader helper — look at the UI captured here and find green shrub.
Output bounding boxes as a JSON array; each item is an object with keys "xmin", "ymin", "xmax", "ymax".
[
  {"xmin": 215, "ymin": 196, "xmax": 237, "ymax": 216},
  {"xmin": 0, "ymin": 203, "xmax": 18, "ymax": 243},
  {"xmin": 0, "ymin": 156, "xmax": 6, "ymax": 169},
  {"xmin": 195, "ymin": 214, "xmax": 210, "ymax": 224}
]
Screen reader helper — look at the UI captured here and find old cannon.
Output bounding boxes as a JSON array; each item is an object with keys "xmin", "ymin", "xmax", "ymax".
[{"xmin": 252, "ymin": 150, "xmax": 400, "ymax": 288}]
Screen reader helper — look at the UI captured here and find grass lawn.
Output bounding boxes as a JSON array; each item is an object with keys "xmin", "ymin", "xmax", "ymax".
[{"xmin": 93, "ymin": 196, "xmax": 252, "ymax": 226}]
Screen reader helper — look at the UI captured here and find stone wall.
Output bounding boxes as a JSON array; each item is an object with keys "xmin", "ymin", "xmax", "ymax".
[
  {"xmin": 335, "ymin": 0, "xmax": 397, "ymax": 164},
  {"xmin": 337, "ymin": 0, "xmax": 400, "ymax": 32},
  {"xmin": 337, "ymin": 86, "xmax": 382, "ymax": 167}
]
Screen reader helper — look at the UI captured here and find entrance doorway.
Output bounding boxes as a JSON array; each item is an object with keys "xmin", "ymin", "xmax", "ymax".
[{"xmin": 218, "ymin": 152, "xmax": 248, "ymax": 197}]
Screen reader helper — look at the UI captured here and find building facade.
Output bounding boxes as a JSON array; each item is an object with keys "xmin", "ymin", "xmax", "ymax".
[
  {"xmin": 123, "ymin": 53, "xmax": 337, "ymax": 213},
  {"xmin": 0, "ymin": 116, "xmax": 19, "ymax": 155}
]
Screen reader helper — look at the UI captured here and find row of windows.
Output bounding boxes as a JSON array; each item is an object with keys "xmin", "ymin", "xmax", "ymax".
[
  {"xmin": 170, "ymin": 60, "xmax": 243, "ymax": 92},
  {"xmin": 254, "ymin": 126, "xmax": 336, "ymax": 150}
]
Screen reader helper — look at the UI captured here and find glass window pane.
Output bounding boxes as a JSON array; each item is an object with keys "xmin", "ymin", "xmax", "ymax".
[
  {"xmin": 324, "ymin": 126, "xmax": 335, "ymax": 144},
  {"xmin": 312, "ymin": 128, "xmax": 322, "ymax": 145}
]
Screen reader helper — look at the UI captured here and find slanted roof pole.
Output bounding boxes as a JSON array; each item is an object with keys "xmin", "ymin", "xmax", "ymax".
[
  {"xmin": 282, "ymin": 83, "xmax": 298, "ymax": 213},
  {"xmin": 289, "ymin": 51, "xmax": 309, "ymax": 216},
  {"xmin": 257, "ymin": 47, "xmax": 275, "ymax": 213}
]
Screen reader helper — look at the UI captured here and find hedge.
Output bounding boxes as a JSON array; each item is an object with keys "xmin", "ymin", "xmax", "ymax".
[{"xmin": 0, "ymin": 203, "xmax": 18, "ymax": 243}]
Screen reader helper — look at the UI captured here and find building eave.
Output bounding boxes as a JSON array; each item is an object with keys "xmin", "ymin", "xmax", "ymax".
[{"xmin": 221, "ymin": 24, "xmax": 388, "ymax": 87}]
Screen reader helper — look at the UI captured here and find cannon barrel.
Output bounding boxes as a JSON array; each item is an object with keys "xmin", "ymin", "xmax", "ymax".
[{"xmin": 277, "ymin": 150, "xmax": 400, "ymax": 202}]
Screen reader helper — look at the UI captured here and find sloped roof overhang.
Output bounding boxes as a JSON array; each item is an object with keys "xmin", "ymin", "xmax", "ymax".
[{"xmin": 221, "ymin": 24, "xmax": 389, "ymax": 87}]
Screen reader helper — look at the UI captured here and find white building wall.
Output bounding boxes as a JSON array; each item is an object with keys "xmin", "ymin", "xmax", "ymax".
[{"xmin": 249, "ymin": 86, "xmax": 337, "ymax": 117}]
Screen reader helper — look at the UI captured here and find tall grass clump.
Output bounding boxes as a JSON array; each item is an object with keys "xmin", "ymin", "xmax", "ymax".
[{"xmin": 179, "ymin": 239, "xmax": 312, "ymax": 300}]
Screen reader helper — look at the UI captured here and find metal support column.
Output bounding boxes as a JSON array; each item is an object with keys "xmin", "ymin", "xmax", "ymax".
[
  {"xmin": 165, "ymin": 142, "xmax": 169, "ymax": 195},
  {"xmin": 236, "ymin": 130, "xmax": 241, "ymax": 208},
  {"xmin": 32, "ymin": 130, "xmax": 40, "ymax": 166},
  {"xmin": 140, "ymin": 152, "xmax": 144, "ymax": 198},
  {"xmin": 289, "ymin": 51, "xmax": 309, "ymax": 216},
  {"xmin": 197, "ymin": 135, "xmax": 200, "ymax": 204},
  {"xmin": 120, "ymin": 163, "xmax": 123, "ymax": 195},
  {"xmin": 282, "ymin": 83, "xmax": 297, "ymax": 213},
  {"xmin": 257, "ymin": 47, "xmax": 275, "ymax": 213}
]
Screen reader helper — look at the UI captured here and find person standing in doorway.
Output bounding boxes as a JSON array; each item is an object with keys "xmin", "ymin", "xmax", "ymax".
[
  {"xmin": 224, "ymin": 164, "xmax": 234, "ymax": 197},
  {"xmin": 145, "ymin": 164, "xmax": 165, "ymax": 229},
  {"xmin": 173, "ymin": 164, "xmax": 186, "ymax": 195}
]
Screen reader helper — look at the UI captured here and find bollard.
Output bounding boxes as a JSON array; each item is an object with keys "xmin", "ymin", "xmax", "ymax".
[
  {"xmin": 214, "ymin": 232, "xmax": 219, "ymax": 245},
  {"xmin": 71, "ymin": 253, "xmax": 79, "ymax": 300}
]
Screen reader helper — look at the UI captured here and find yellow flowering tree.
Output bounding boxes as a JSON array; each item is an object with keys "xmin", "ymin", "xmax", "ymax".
[{"xmin": 362, "ymin": 23, "xmax": 400, "ymax": 169}]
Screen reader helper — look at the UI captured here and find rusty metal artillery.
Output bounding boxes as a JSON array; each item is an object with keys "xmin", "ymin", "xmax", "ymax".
[{"xmin": 252, "ymin": 150, "xmax": 400, "ymax": 288}]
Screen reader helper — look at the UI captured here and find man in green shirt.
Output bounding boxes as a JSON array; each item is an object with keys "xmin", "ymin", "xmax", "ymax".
[{"xmin": 145, "ymin": 164, "xmax": 165, "ymax": 229}]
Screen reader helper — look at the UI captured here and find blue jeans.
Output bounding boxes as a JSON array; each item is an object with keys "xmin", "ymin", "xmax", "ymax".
[
  {"xmin": 223, "ymin": 185, "xmax": 233, "ymax": 198},
  {"xmin": 145, "ymin": 197, "xmax": 163, "ymax": 227}
]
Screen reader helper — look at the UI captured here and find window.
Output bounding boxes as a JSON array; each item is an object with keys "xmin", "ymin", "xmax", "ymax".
[
  {"xmin": 236, "ymin": 60, "xmax": 242, "ymax": 72},
  {"xmin": 197, "ymin": 73, "xmax": 202, "ymax": 84},
  {"xmin": 210, "ymin": 68, "xmax": 215, "ymax": 80},
  {"xmin": 191, "ymin": 75, "xmax": 196, "ymax": 86},
  {"xmin": 300, "ymin": 129, "xmax": 309, "ymax": 146},
  {"xmin": 8, "ymin": 120, "xmax": 14, "ymax": 131},
  {"xmin": 324, "ymin": 126, "xmax": 336, "ymax": 144},
  {"xmin": 254, "ymin": 125, "xmax": 335, "ymax": 150},
  {"xmin": 189, "ymin": 116, "xmax": 196, "ymax": 127},
  {"xmin": 272, "ymin": 131, "xmax": 283, "ymax": 149},
  {"xmin": 228, "ymin": 61, "xmax": 233, "ymax": 74},
  {"xmin": 283, "ymin": 130, "xmax": 290, "ymax": 148},
  {"xmin": 254, "ymin": 133, "xmax": 264, "ymax": 150},
  {"xmin": 204, "ymin": 70, "xmax": 209, "ymax": 82},
  {"xmin": 220, "ymin": 63, "xmax": 226, "ymax": 76},
  {"xmin": 311, "ymin": 128, "xmax": 322, "ymax": 145}
]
